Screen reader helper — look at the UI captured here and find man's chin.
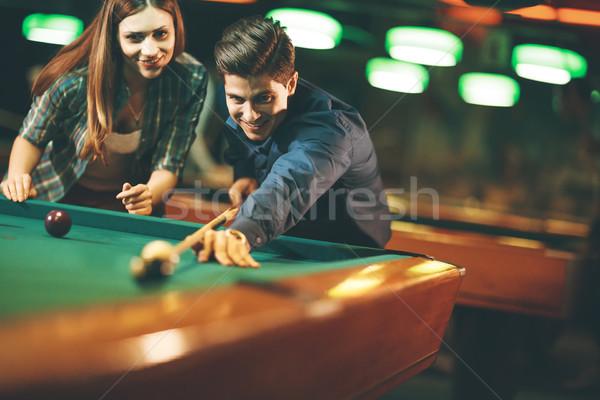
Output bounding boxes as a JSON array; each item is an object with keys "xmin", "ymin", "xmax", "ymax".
[{"xmin": 243, "ymin": 129, "xmax": 271, "ymax": 142}]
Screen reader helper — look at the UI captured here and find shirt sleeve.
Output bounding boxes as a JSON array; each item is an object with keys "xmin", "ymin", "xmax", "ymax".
[
  {"xmin": 19, "ymin": 74, "xmax": 86, "ymax": 149},
  {"xmin": 230, "ymin": 115, "xmax": 353, "ymax": 249},
  {"xmin": 152, "ymin": 63, "xmax": 208, "ymax": 178}
]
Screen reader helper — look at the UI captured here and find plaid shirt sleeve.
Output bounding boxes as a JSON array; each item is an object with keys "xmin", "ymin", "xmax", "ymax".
[
  {"xmin": 19, "ymin": 73, "xmax": 87, "ymax": 150},
  {"xmin": 17, "ymin": 72, "xmax": 88, "ymax": 201}
]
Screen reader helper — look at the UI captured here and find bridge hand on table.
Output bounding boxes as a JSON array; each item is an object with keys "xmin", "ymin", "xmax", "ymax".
[
  {"xmin": 1, "ymin": 174, "xmax": 37, "ymax": 202},
  {"xmin": 193, "ymin": 228, "xmax": 260, "ymax": 268},
  {"xmin": 116, "ymin": 182, "xmax": 152, "ymax": 215}
]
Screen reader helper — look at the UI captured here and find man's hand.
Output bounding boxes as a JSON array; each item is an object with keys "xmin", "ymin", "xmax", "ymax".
[
  {"xmin": 1, "ymin": 174, "xmax": 38, "ymax": 202},
  {"xmin": 228, "ymin": 177, "xmax": 258, "ymax": 207},
  {"xmin": 194, "ymin": 229, "xmax": 260, "ymax": 268},
  {"xmin": 116, "ymin": 182, "xmax": 153, "ymax": 215}
]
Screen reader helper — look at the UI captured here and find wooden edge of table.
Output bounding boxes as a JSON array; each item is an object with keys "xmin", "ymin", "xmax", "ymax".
[
  {"xmin": 385, "ymin": 194, "xmax": 590, "ymax": 239},
  {"xmin": 0, "ymin": 256, "xmax": 464, "ymax": 400},
  {"xmin": 386, "ymin": 221, "xmax": 582, "ymax": 319}
]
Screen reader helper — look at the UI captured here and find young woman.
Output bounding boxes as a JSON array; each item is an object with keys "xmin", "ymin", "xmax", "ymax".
[{"xmin": 1, "ymin": 0, "xmax": 207, "ymax": 215}]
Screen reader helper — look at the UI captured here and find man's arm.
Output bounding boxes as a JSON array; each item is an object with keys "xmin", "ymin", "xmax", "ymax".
[
  {"xmin": 230, "ymin": 131, "xmax": 352, "ymax": 249},
  {"xmin": 194, "ymin": 139, "xmax": 351, "ymax": 267}
]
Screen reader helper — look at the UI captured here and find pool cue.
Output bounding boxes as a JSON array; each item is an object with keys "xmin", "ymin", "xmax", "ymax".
[
  {"xmin": 131, "ymin": 206, "xmax": 239, "ymax": 280},
  {"xmin": 174, "ymin": 206, "xmax": 239, "ymax": 254}
]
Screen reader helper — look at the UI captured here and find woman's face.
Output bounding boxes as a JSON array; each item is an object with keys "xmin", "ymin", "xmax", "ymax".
[{"xmin": 118, "ymin": 6, "xmax": 175, "ymax": 81}]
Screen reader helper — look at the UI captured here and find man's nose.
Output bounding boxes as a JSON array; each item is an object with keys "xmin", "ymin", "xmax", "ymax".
[{"xmin": 242, "ymin": 103, "xmax": 259, "ymax": 121}]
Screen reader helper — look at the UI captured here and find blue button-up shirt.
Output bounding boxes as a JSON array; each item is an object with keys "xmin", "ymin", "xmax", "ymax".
[{"xmin": 225, "ymin": 79, "xmax": 391, "ymax": 249}]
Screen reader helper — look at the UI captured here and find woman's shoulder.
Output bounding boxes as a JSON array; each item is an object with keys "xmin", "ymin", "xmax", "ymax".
[
  {"xmin": 42, "ymin": 67, "xmax": 88, "ymax": 102},
  {"xmin": 174, "ymin": 52, "xmax": 203, "ymax": 66},
  {"xmin": 169, "ymin": 52, "xmax": 207, "ymax": 79}
]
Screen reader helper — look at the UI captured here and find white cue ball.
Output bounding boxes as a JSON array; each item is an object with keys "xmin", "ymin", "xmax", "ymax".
[
  {"xmin": 142, "ymin": 240, "xmax": 176, "ymax": 261},
  {"xmin": 131, "ymin": 240, "xmax": 180, "ymax": 278}
]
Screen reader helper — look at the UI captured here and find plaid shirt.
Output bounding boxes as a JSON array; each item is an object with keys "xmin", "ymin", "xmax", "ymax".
[{"xmin": 19, "ymin": 52, "xmax": 207, "ymax": 201}]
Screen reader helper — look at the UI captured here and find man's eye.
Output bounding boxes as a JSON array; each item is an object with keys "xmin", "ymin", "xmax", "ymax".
[{"xmin": 259, "ymin": 95, "xmax": 273, "ymax": 103}]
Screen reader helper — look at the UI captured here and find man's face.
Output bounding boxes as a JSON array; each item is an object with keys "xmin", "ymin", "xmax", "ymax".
[{"xmin": 223, "ymin": 72, "xmax": 298, "ymax": 142}]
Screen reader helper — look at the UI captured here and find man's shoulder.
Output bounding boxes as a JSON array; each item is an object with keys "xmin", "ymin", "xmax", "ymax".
[
  {"xmin": 288, "ymin": 79, "xmax": 365, "ymax": 132},
  {"xmin": 296, "ymin": 79, "xmax": 335, "ymax": 106},
  {"xmin": 294, "ymin": 79, "xmax": 360, "ymax": 119}
]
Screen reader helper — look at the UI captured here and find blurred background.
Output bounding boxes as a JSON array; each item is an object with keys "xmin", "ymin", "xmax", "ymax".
[{"xmin": 1, "ymin": 1, "xmax": 600, "ymax": 399}]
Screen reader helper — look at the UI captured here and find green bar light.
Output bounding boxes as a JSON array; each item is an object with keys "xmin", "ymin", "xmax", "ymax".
[
  {"xmin": 386, "ymin": 27, "xmax": 463, "ymax": 67},
  {"xmin": 23, "ymin": 14, "xmax": 83, "ymax": 45},
  {"xmin": 366, "ymin": 57, "xmax": 429, "ymax": 94},
  {"xmin": 266, "ymin": 8, "xmax": 342, "ymax": 50},
  {"xmin": 459, "ymin": 73, "xmax": 520, "ymax": 107},
  {"xmin": 512, "ymin": 44, "xmax": 587, "ymax": 85}
]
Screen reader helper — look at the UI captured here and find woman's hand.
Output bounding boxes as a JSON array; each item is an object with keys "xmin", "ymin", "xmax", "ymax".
[
  {"xmin": 1, "ymin": 174, "xmax": 38, "ymax": 202},
  {"xmin": 2, "ymin": 137, "xmax": 43, "ymax": 202},
  {"xmin": 116, "ymin": 182, "xmax": 153, "ymax": 215},
  {"xmin": 193, "ymin": 229, "xmax": 259, "ymax": 268},
  {"xmin": 228, "ymin": 177, "xmax": 258, "ymax": 207}
]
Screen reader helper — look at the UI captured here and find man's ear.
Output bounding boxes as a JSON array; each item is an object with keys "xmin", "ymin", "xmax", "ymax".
[{"xmin": 287, "ymin": 71, "xmax": 299, "ymax": 96}]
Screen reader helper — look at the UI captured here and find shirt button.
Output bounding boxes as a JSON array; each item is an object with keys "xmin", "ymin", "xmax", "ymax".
[{"xmin": 255, "ymin": 237, "xmax": 262, "ymax": 244}]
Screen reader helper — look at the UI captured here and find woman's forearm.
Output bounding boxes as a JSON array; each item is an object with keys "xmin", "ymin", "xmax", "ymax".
[
  {"xmin": 7, "ymin": 137, "xmax": 43, "ymax": 177},
  {"xmin": 146, "ymin": 169, "xmax": 178, "ymax": 206}
]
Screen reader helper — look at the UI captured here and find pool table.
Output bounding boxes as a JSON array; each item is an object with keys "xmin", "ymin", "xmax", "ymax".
[
  {"xmin": 382, "ymin": 197, "xmax": 588, "ymax": 400},
  {"xmin": 0, "ymin": 198, "xmax": 464, "ymax": 400},
  {"xmin": 165, "ymin": 192, "xmax": 590, "ymax": 399}
]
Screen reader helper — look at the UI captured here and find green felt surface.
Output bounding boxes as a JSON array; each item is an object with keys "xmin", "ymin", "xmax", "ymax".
[{"xmin": 0, "ymin": 199, "xmax": 402, "ymax": 319}]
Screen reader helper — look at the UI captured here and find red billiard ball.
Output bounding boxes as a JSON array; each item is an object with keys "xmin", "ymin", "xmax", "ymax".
[{"xmin": 45, "ymin": 210, "xmax": 72, "ymax": 238}]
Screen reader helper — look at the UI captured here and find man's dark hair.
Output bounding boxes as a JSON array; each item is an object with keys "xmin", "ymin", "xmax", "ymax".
[{"xmin": 214, "ymin": 15, "xmax": 295, "ymax": 84}]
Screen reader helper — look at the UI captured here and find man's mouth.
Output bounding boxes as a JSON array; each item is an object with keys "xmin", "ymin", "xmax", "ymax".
[
  {"xmin": 240, "ymin": 118, "xmax": 268, "ymax": 130},
  {"xmin": 245, "ymin": 121, "xmax": 264, "ymax": 127}
]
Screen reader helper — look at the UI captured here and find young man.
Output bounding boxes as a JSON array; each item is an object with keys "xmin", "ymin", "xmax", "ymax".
[{"xmin": 195, "ymin": 15, "xmax": 391, "ymax": 268}]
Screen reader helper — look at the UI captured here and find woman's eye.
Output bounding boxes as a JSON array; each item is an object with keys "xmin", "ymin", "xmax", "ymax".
[
  {"xmin": 127, "ymin": 33, "xmax": 143, "ymax": 42},
  {"xmin": 154, "ymin": 30, "xmax": 167, "ymax": 39}
]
